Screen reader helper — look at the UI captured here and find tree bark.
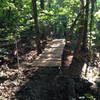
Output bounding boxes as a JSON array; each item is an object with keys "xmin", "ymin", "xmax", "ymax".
[
  {"xmin": 89, "ymin": 0, "xmax": 95, "ymax": 50},
  {"xmin": 82, "ymin": 0, "xmax": 89, "ymax": 50},
  {"xmin": 32, "ymin": 0, "xmax": 42, "ymax": 54},
  {"xmin": 40, "ymin": 0, "xmax": 44, "ymax": 9},
  {"xmin": 61, "ymin": 0, "xmax": 88, "ymax": 77}
]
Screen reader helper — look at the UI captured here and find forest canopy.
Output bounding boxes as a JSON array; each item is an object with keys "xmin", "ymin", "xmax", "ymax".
[{"xmin": 0, "ymin": 0, "xmax": 99, "ymax": 41}]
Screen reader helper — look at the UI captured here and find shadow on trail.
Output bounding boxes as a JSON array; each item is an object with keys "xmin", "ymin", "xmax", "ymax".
[
  {"xmin": 14, "ymin": 66, "xmax": 77, "ymax": 100},
  {"xmin": 14, "ymin": 67, "xmax": 60, "ymax": 100},
  {"xmin": 13, "ymin": 66, "xmax": 100, "ymax": 100}
]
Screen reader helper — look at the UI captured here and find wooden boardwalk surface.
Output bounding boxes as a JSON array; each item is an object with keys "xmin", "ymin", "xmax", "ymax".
[{"xmin": 31, "ymin": 39, "xmax": 65, "ymax": 67}]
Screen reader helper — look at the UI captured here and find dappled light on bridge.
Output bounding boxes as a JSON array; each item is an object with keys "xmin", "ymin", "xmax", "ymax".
[{"xmin": 22, "ymin": 39, "xmax": 65, "ymax": 67}]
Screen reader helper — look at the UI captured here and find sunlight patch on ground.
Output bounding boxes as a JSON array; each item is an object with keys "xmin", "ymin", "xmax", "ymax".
[{"xmin": 82, "ymin": 63, "xmax": 100, "ymax": 85}]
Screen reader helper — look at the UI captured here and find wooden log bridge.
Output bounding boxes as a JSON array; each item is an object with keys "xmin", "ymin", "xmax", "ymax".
[{"xmin": 23, "ymin": 39, "xmax": 65, "ymax": 67}]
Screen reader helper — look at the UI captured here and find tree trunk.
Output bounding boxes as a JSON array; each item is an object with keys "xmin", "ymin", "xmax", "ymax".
[
  {"xmin": 40, "ymin": 0, "xmax": 44, "ymax": 9},
  {"xmin": 82, "ymin": 0, "xmax": 89, "ymax": 50},
  {"xmin": 89, "ymin": 0, "xmax": 95, "ymax": 50},
  {"xmin": 61, "ymin": 0, "xmax": 85, "ymax": 68},
  {"xmin": 61, "ymin": 0, "xmax": 89, "ymax": 77},
  {"xmin": 67, "ymin": 0, "xmax": 86, "ymax": 77},
  {"xmin": 32, "ymin": 0, "xmax": 42, "ymax": 54}
]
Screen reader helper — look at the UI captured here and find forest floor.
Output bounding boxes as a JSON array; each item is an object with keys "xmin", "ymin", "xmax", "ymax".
[{"xmin": 0, "ymin": 39, "xmax": 100, "ymax": 100}]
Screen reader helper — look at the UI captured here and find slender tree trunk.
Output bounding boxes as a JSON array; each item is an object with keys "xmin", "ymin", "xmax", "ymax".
[
  {"xmin": 89, "ymin": 0, "xmax": 95, "ymax": 51},
  {"xmin": 82, "ymin": 0, "xmax": 89, "ymax": 50},
  {"xmin": 40, "ymin": 0, "xmax": 44, "ymax": 9},
  {"xmin": 32, "ymin": 0, "xmax": 42, "ymax": 54},
  {"xmin": 41, "ymin": 25, "xmax": 47, "ymax": 49}
]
